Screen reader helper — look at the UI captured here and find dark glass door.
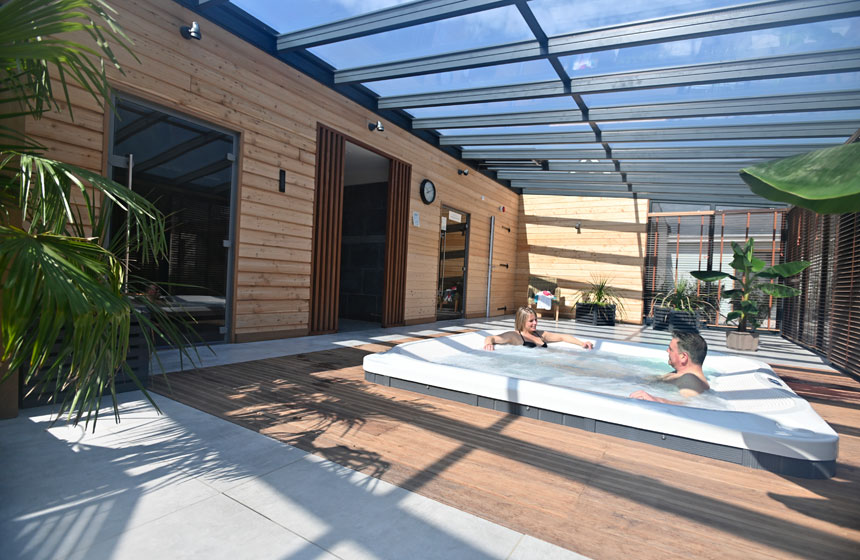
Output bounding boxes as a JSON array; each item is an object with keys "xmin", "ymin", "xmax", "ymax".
[
  {"xmin": 109, "ymin": 97, "xmax": 237, "ymax": 343},
  {"xmin": 436, "ymin": 207, "xmax": 469, "ymax": 320}
]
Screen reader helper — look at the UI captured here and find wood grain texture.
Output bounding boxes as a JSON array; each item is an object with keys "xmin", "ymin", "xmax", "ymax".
[
  {"xmin": 518, "ymin": 195, "xmax": 649, "ymax": 323},
  {"xmin": 30, "ymin": 0, "xmax": 523, "ymax": 341},
  {"xmin": 151, "ymin": 342, "xmax": 860, "ymax": 560}
]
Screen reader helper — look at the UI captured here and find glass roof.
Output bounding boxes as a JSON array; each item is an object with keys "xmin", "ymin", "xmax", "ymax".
[{"xmin": 193, "ymin": 0, "xmax": 860, "ymax": 207}]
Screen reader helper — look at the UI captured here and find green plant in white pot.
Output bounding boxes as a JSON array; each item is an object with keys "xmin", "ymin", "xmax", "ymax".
[{"xmin": 690, "ymin": 238, "xmax": 810, "ymax": 351}]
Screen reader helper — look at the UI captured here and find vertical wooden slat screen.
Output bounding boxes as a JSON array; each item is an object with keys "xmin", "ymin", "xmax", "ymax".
[
  {"xmin": 382, "ymin": 159, "xmax": 411, "ymax": 327},
  {"xmin": 644, "ymin": 210, "xmax": 787, "ymax": 327},
  {"xmin": 829, "ymin": 212, "xmax": 859, "ymax": 376},
  {"xmin": 310, "ymin": 125, "xmax": 345, "ymax": 334}
]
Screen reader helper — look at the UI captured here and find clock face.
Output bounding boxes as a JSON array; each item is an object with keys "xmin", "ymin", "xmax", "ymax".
[{"xmin": 420, "ymin": 179, "xmax": 436, "ymax": 204}]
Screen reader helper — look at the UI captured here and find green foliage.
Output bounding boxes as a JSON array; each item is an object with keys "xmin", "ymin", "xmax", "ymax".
[
  {"xmin": 653, "ymin": 279, "xmax": 715, "ymax": 314},
  {"xmin": 1, "ymin": 0, "xmax": 197, "ymax": 427},
  {"xmin": 740, "ymin": 143, "xmax": 860, "ymax": 214},
  {"xmin": 690, "ymin": 238, "xmax": 810, "ymax": 332},
  {"xmin": 576, "ymin": 276, "xmax": 625, "ymax": 313}
]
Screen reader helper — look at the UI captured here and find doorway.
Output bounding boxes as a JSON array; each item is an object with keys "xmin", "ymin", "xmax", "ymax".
[
  {"xmin": 338, "ymin": 142, "xmax": 389, "ymax": 331},
  {"xmin": 108, "ymin": 96, "xmax": 238, "ymax": 343},
  {"xmin": 436, "ymin": 206, "xmax": 470, "ymax": 320},
  {"xmin": 310, "ymin": 125, "xmax": 410, "ymax": 334}
]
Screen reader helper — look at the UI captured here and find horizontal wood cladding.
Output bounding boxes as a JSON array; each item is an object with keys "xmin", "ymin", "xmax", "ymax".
[
  {"xmin": 30, "ymin": 0, "xmax": 522, "ymax": 340},
  {"xmin": 517, "ymin": 195, "xmax": 648, "ymax": 323}
]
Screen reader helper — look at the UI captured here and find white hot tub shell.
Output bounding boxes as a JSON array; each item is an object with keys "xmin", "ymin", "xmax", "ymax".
[{"xmin": 363, "ymin": 331, "xmax": 838, "ymax": 478}]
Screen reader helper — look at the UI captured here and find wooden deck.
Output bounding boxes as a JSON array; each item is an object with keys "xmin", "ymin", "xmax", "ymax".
[{"xmin": 150, "ymin": 336, "xmax": 860, "ymax": 560}]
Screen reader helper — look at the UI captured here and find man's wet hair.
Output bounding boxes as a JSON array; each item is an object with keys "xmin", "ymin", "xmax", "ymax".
[{"xmin": 672, "ymin": 331, "xmax": 707, "ymax": 365}]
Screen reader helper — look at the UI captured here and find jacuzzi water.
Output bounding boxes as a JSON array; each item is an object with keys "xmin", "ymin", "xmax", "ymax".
[
  {"xmin": 433, "ymin": 345, "xmax": 730, "ymax": 410},
  {"xmin": 362, "ymin": 330, "xmax": 839, "ymax": 478}
]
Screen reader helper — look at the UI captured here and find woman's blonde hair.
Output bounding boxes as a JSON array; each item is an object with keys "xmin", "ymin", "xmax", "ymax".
[{"xmin": 515, "ymin": 305, "xmax": 537, "ymax": 332}]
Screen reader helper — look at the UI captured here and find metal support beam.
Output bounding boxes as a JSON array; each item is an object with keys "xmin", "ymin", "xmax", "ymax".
[
  {"xmin": 440, "ymin": 121, "xmax": 859, "ymax": 145},
  {"xmin": 378, "ymin": 49, "xmax": 860, "ymax": 108},
  {"xmin": 462, "ymin": 144, "xmax": 836, "ymax": 160}
]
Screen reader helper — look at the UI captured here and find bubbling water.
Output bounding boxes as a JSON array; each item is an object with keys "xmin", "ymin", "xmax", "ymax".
[{"xmin": 432, "ymin": 345, "xmax": 729, "ymax": 410}]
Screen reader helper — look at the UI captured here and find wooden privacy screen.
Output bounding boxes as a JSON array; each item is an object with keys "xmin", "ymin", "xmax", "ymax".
[
  {"xmin": 382, "ymin": 159, "xmax": 410, "ymax": 327},
  {"xmin": 644, "ymin": 209, "xmax": 786, "ymax": 329},
  {"xmin": 784, "ymin": 208, "xmax": 860, "ymax": 378},
  {"xmin": 310, "ymin": 126, "xmax": 345, "ymax": 334}
]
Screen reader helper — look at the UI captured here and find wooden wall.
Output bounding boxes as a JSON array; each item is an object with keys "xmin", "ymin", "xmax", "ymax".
[
  {"xmin": 26, "ymin": 0, "xmax": 520, "ymax": 341},
  {"xmin": 516, "ymin": 196, "xmax": 649, "ymax": 324}
]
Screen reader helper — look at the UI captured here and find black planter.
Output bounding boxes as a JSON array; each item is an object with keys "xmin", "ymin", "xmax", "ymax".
[
  {"xmin": 652, "ymin": 307, "xmax": 699, "ymax": 332},
  {"xmin": 19, "ymin": 314, "xmax": 151, "ymax": 409},
  {"xmin": 575, "ymin": 303, "xmax": 616, "ymax": 326}
]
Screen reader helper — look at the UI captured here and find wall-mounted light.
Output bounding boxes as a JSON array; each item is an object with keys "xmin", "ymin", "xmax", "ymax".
[
  {"xmin": 458, "ymin": 168, "xmax": 469, "ymax": 175},
  {"xmin": 368, "ymin": 120, "xmax": 384, "ymax": 132},
  {"xmin": 180, "ymin": 21, "xmax": 201, "ymax": 40},
  {"xmin": 575, "ymin": 222, "xmax": 582, "ymax": 232}
]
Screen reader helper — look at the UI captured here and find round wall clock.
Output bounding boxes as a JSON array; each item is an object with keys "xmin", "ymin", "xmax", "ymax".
[{"xmin": 420, "ymin": 179, "xmax": 436, "ymax": 204}]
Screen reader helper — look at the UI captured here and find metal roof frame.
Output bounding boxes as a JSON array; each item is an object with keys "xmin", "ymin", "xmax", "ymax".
[{"xmin": 179, "ymin": 0, "xmax": 860, "ymax": 208}]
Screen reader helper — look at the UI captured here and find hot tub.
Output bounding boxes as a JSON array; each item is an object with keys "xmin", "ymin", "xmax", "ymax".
[{"xmin": 363, "ymin": 330, "xmax": 838, "ymax": 478}]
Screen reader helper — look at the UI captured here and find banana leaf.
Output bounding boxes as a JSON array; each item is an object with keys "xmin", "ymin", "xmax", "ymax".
[{"xmin": 740, "ymin": 143, "xmax": 860, "ymax": 214}]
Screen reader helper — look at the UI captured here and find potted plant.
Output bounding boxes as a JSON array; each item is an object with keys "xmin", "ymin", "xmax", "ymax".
[
  {"xmin": 574, "ymin": 277, "xmax": 625, "ymax": 326},
  {"xmin": 651, "ymin": 279, "xmax": 715, "ymax": 333},
  {"xmin": 0, "ymin": 1, "xmax": 198, "ymax": 423},
  {"xmin": 691, "ymin": 238, "xmax": 810, "ymax": 351}
]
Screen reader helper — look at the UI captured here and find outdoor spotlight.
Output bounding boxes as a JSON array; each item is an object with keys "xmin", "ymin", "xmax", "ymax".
[
  {"xmin": 458, "ymin": 168, "xmax": 469, "ymax": 175},
  {"xmin": 575, "ymin": 222, "xmax": 582, "ymax": 232},
  {"xmin": 368, "ymin": 121, "xmax": 384, "ymax": 132},
  {"xmin": 181, "ymin": 21, "xmax": 201, "ymax": 40}
]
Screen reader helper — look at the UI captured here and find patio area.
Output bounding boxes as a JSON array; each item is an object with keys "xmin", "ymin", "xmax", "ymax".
[{"xmin": 3, "ymin": 317, "xmax": 857, "ymax": 559}]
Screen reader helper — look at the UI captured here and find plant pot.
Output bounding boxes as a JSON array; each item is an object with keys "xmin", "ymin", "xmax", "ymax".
[
  {"xmin": 652, "ymin": 307, "xmax": 670, "ymax": 330},
  {"xmin": 726, "ymin": 331, "xmax": 760, "ymax": 352},
  {"xmin": 0, "ymin": 363, "xmax": 19, "ymax": 419},
  {"xmin": 652, "ymin": 308, "xmax": 698, "ymax": 332},
  {"xmin": 575, "ymin": 303, "xmax": 616, "ymax": 326},
  {"xmin": 19, "ymin": 314, "xmax": 151, "ymax": 409}
]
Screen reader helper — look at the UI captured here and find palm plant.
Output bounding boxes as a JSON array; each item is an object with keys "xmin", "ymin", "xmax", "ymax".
[
  {"xmin": 1, "ymin": 0, "xmax": 195, "ymax": 426},
  {"xmin": 691, "ymin": 238, "xmax": 810, "ymax": 332},
  {"xmin": 653, "ymin": 279, "xmax": 715, "ymax": 314},
  {"xmin": 576, "ymin": 276, "xmax": 625, "ymax": 311}
]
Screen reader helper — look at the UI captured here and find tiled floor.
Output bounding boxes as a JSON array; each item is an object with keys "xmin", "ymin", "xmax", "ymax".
[{"xmin": 1, "ymin": 391, "xmax": 587, "ymax": 560}]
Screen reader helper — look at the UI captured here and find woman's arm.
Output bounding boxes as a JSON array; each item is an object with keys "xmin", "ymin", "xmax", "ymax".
[
  {"xmin": 483, "ymin": 331, "xmax": 520, "ymax": 350},
  {"xmin": 541, "ymin": 331, "xmax": 594, "ymax": 349}
]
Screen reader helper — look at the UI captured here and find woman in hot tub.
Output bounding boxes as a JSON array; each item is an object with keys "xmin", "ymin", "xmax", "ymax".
[{"xmin": 483, "ymin": 306, "xmax": 594, "ymax": 351}]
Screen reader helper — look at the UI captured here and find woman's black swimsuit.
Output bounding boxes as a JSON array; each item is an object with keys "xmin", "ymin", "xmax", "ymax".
[{"xmin": 520, "ymin": 332, "xmax": 547, "ymax": 348}]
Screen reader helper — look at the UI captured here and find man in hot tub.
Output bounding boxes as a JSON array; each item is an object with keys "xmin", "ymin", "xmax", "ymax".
[{"xmin": 630, "ymin": 331, "xmax": 709, "ymax": 404}]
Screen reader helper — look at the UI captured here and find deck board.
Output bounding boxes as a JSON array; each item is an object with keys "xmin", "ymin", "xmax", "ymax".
[{"xmin": 150, "ymin": 340, "xmax": 860, "ymax": 560}]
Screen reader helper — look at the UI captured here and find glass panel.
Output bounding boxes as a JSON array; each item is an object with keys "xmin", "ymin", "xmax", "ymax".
[
  {"xmin": 368, "ymin": 59, "xmax": 558, "ymax": 97},
  {"xmin": 557, "ymin": 18, "xmax": 860, "ymax": 79},
  {"xmin": 112, "ymin": 98, "xmax": 234, "ymax": 344},
  {"xmin": 437, "ymin": 208, "xmax": 469, "ymax": 320},
  {"xmin": 407, "ymin": 97, "xmax": 580, "ymax": 118},
  {"xmin": 232, "ymin": 0, "xmax": 405, "ymax": 33},
  {"xmin": 309, "ymin": 5, "xmax": 535, "ymax": 68},
  {"xmin": 583, "ymin": 72, "xmax": 860, "ymax": 107},
  {"xmin": 531, "ymin": 0, "xmax": 741, "ymax": 35}
]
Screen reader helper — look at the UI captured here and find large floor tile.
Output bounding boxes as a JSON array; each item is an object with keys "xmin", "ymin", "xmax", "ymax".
[{"xmin": 227, "ymin": 453, "xmax": 525, "ymax": 560}]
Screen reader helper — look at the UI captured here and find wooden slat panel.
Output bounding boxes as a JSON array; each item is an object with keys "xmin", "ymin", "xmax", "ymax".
[
  {"xmin": 382, "ymin": 158, "xmax": 411, "ymax": 327},
  {"xmin": 310, "ymin": 125, "xmax": 345, "ymax": 334},
  {"xmin": 829, "ymin": 213, "xmax": 860, "ymax": 376}
]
